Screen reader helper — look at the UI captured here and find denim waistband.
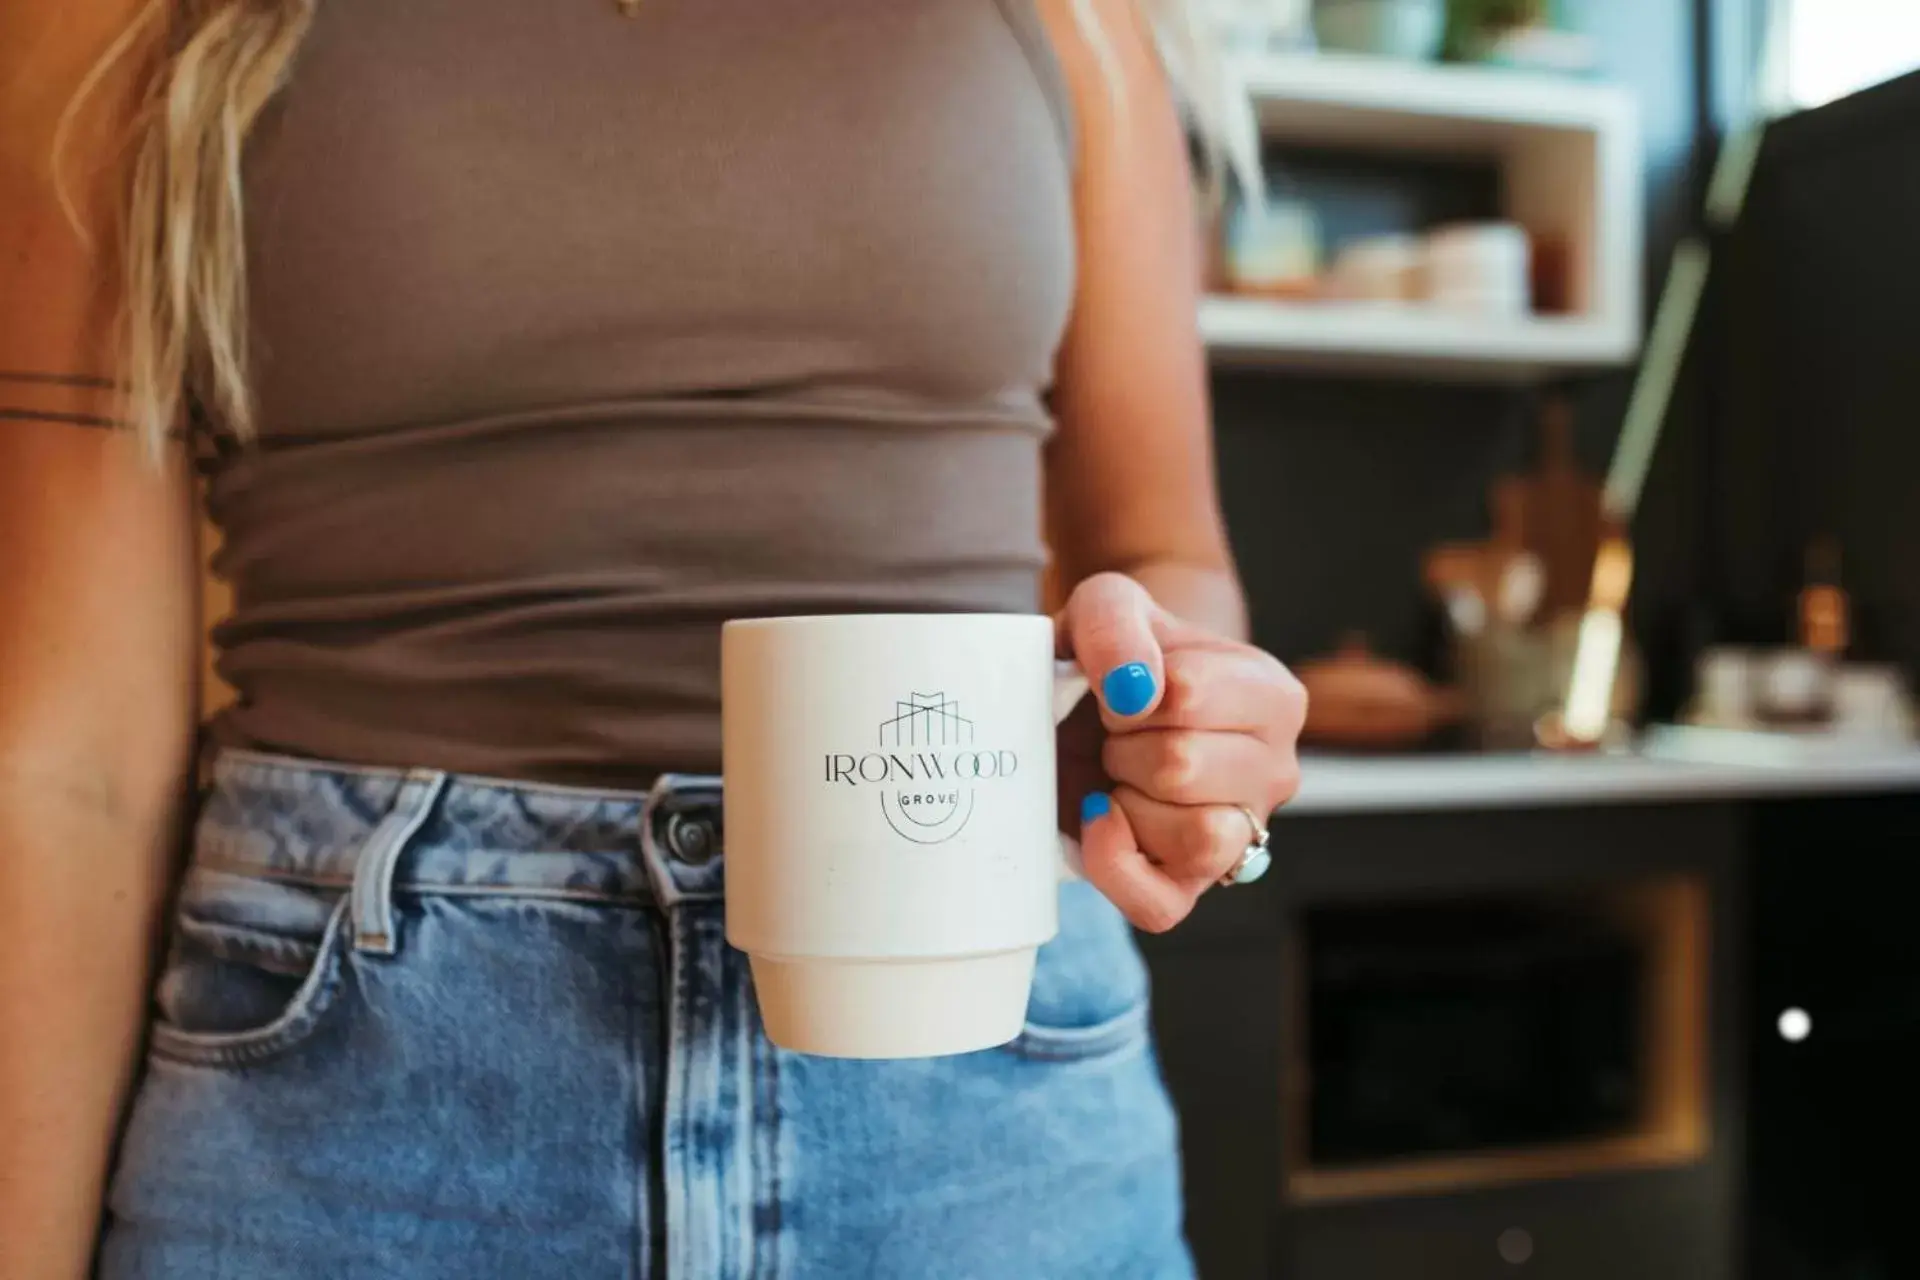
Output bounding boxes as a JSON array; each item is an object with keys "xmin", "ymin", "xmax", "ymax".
[{"xmin": 195, "ymin": 750, "xmax": 725, "ymax": 933}]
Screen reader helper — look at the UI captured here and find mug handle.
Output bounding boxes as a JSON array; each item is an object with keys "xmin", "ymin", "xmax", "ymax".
[{"xmin": 1053, "ymin": 661, "xmax": 1092, "ymax": 882}]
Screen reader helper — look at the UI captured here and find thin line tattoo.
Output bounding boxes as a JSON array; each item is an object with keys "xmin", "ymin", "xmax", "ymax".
[
  {"xmin": 0, "ymin": 371, "xmax": 127, "ymax": 392},
  {"xmin": 1, "ymin": 408, "xmax": 124, "ymax": 430},
  {"xmin": 0, "ymin": 407, "xmax": 191, "ymax": 441}
]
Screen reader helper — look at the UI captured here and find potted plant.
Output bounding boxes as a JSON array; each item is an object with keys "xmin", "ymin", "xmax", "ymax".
[{"xmin": 1445, "ymin": 0, "xmax": 1597, "ymax": 72}]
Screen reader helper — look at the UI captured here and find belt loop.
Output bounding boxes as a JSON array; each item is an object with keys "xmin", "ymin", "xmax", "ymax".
[{"xmin": 351, "ymin": 769, "xmax": 450, "ymax": 955}]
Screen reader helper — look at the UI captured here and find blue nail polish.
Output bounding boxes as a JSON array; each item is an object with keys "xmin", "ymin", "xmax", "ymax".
[
  {"xmin": 1080, "ymin": 791, "xmax": 1112, "ymax": 825},
  {"xmin": 1102, "ymin": 662, "xmax": 1157, "ymax": 717}
]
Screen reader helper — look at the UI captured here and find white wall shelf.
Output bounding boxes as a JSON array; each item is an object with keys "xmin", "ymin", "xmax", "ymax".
[
  {"xmin": 1214, "ymin": 53, "xmax": 1644, "ymax": 381},
  {"xmin": 1232, "ymin": 52, "xmax": 1640, "ymax": 147},
  {"xmin": 1199, "ymin": 296, "xmax": 1635, "ymax": 382}
]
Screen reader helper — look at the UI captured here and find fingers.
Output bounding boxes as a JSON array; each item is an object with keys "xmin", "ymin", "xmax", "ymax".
[
  {"xmin": 1056, "ymin": 572, "xmax": 1167, "ymax": 725},
  {"xmin": 1142, "ymin": 646, "xmax": 1307, "ymax": 740},
  {"xmin": 1113, "ymin": 787, "xmax": 1266, "ymax": 886},
  {"xmin": 1078, "ymin": 791, "xmax": 1197, "ymax": 934},
  {"xmin": 1102, "ymin": 729, "xmax": 1298, "ymax": 809},
  {"xmin": 1057, "ymin": 574, "xmax": 1304, "ymax": 933}
]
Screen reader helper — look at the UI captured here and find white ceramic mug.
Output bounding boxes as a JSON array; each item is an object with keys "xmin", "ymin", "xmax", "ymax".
[{"xmin": 721, "ymin": 614, "xmax": 1089, "ymax": 1059}]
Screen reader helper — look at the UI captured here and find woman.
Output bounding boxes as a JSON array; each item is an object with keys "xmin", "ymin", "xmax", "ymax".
[{"xmin": 1, "ymin": 1, "xmax": 1304, "ymax": 1275}]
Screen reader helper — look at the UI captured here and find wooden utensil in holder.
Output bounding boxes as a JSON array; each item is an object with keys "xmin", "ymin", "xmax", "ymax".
[{"xmin": 1425, "ymin": 397, "xmax": 1641, "ymax": 749}]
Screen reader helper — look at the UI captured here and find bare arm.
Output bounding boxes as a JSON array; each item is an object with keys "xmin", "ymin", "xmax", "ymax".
[
  {"xmin": 1038, "ymin": 4, "xmax": 1303, "ymax": 934},
  {"xmin": 1036, "ymin": 0, "xmax": 1247, "ymax": 641},
  {"xmin": 1, "ymin": 6, "xmax": 200, "ymax": 1275}
]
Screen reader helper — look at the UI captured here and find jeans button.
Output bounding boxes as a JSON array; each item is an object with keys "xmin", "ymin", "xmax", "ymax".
[{"xmin": 664, "ymin": 811, "xmax": 720, "ymax": 865}]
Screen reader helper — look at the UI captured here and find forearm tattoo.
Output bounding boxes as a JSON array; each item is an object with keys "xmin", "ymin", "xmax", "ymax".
[
  {"xmin": 1, "ymin": 370, "xmax": 129, "ymax": 431},
  {"xmin": 0, "ymin": 408, "xmax": 123, "ymax": 428},
  {"xmin": 0, "ymin": 370, "xmax": 125, "ymax": 391}
]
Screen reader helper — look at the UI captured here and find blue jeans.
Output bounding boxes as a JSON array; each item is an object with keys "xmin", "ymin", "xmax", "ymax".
[{"xmin": 100, "ymin": 751, "xmax": 1192, "ymax": 1279}]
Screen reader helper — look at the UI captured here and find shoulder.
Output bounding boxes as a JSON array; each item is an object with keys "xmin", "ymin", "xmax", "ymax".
[{"xmin": 1032, "ymin": 0, "xmax": 1175, "ymax": 145}]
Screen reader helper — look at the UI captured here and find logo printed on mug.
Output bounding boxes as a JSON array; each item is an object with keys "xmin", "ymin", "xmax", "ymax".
[{"xmin": 821, "ymin": 691, "xmax": 1022, "ymax": 845}]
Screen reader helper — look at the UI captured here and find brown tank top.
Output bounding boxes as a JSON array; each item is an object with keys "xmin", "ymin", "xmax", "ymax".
[{"xmin": 206, "ymin": 0, "xmax": 1076, "ymax": 785}]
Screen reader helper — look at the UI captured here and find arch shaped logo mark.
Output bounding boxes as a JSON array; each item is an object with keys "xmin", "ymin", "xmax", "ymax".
[
  {"xmin": 821, "ymin": 692, "xmax": 1020, "ymax": 848},
  {"xmin": 880, "ymin": 693, "xmax": 976, "ymax": 844}
]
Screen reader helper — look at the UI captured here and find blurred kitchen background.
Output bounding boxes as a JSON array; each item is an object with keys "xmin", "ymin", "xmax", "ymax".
[{"xmin": 1141, "ymin": 0, "xmax": 1920, "ymax": 1276}]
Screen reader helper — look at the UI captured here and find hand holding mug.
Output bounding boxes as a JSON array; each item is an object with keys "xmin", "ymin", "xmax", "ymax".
[
  {"xmin": 720, "ymin": 594, "xmax": 1300, "ymax": 1059},
  {"xmin": 1056, "ymin": 573, "xmax": 1306, "ymax": 933}
]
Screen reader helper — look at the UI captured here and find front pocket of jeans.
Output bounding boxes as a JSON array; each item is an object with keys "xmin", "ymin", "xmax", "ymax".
[
  {"xmin": 1005, "ymin": 1000, "xmax": 1151, "ymax": 1062},
  {"xmin": 148, "ymin": 868, "xmax": 350, "ymax": 1069},
  {"xmin": 1003, "ymin": 881, "xmax": 1153, "ymax": 1063}
]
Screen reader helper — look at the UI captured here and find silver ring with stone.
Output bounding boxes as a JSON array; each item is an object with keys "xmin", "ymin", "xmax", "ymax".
[{"xmin": 1219, "ymin": 805, "xmax": 1272, "ymax": 887}]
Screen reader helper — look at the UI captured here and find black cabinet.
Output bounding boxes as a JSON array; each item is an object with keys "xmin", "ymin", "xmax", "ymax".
[
  {"xmin": 1287, "ymin": 1172, "xmax": 1727, "ymax": 1280},
  {"xmin": 1140, "ymin": 803, "xmax": 1744, "ymax": 1280},
  {"xmin": 1746, "ymin": 795, "xmax": 1920, "ymax": 1280}
]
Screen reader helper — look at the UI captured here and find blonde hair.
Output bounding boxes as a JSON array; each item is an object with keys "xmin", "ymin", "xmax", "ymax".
[
  {"xmin": 62, "ymin": 0, "xmax": 317, "ymax": 452},
  {"xmin": 72, "ymin": 1, "xmax": 1250, "ymax": 456}
]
